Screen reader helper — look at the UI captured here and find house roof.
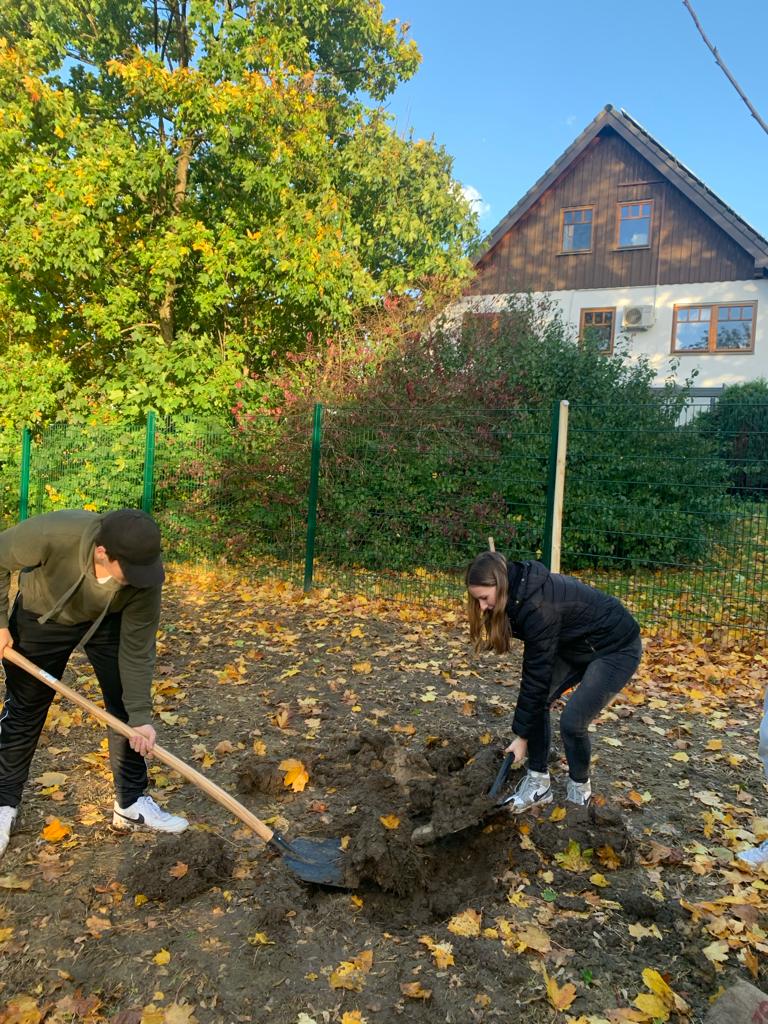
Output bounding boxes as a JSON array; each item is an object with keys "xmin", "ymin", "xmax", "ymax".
[{"xmin": 477, "ymin": 104, "xmax": 768, "ymax": 272}]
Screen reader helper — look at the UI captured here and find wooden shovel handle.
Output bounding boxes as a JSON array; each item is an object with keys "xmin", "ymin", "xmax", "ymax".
[{"xmin": 2, "ymin": 647, "xmax": 275, "ymax": 845}]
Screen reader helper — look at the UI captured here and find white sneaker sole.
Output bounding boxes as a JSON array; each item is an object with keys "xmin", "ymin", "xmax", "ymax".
[
  {"xmin": 112, "ymin": 812, "xmax": 188, "ymax": 834},
  {"xmin": 503, "ymin": 790, "xmax": 553, "ymax": 815}
]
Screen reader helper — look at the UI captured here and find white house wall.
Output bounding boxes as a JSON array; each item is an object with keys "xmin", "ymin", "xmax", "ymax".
[{"xmin": 451, "ymin": 279, "xmax": 768, "ymax": 388}]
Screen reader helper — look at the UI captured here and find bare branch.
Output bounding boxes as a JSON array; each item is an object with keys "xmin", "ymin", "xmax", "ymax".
[{"xmin": 682, "ymin": 0, "xmax": 768, "ymax": 137}]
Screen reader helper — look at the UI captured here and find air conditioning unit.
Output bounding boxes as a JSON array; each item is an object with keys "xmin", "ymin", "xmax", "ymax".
[{"xmin": 622, "ymin": 304, "xmax": 655, "ymax": 330}]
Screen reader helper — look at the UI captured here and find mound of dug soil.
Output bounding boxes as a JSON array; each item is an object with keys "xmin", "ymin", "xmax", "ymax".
[{"xmin": 120, "ymin": 829, "xmax": 236, "ymax": 905}]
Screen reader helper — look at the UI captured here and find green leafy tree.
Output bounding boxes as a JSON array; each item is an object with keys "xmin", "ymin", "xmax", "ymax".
[{"xmin": 0, "ymin": 0, "xmax": 478, "ymax": 417}]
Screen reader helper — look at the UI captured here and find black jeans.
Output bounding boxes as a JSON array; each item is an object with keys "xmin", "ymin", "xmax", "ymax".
[
  {"xmin": 0, "ymin": 599, "xmax": 148, "ymax": 808},
  {"xmin": 526, "ymin": 635, "xmax": 643, "ymax": 781}
]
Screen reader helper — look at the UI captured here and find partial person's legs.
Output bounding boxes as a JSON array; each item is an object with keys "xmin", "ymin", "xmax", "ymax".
[
  {"xmin": 0, "ymin": 602, "xmax": 78, "ymax": 807},
  {"xmin": 84, "ymin": 613, "xmax": 148, "ymax": 808},
  {"xmin": 559, "ymin": 637, "xmax": 642, "ymax": 785},
  {"xmin": 506, "ymin": 659, "xmax": 581, "ymax": 813},
  {"xmin": 86, "ymin": 614, "xmax": 187, "ymax": 834},
  {"xmin": 736, "ymin": 686, "xmax": 768, "ymax": 867}
]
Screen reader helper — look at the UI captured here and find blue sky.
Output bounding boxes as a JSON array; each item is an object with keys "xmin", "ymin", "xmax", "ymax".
[{"xmin": 380, "ymin": 0, "xmax": 768, "ymax": 240}]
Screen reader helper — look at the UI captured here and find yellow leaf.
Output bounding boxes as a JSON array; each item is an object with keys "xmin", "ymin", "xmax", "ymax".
[
  {"xmin": 628, "ymin": 922, "xmax": 662, "ymax": 939},
  {"xmin": 400, "ymin": 982, "xmax": 431, "ymax": 1000},
  {"xmin": 597, "ymin": 845, "xmax": 622, "ymax": 869},
  {"xmin": 348, "ymin": 626, "xmax": 365, "ymax": 639},
  {"xmin": 420, "ymin": 689, "xmax": 437, "ymax": 702},
  {"xmin": 555, "ymin": 839, "xmax": 593, "ymax": 872},
  {"xmin": 153, "ymin": 949, "xmax": 171, "ymax": 965},
  {"xmin": 702, "ymin": 939, "xmax": 729, "ymax": 964},
  {"xmin": 671, "ymin": 751, "xmax": 689, "ymax": 762},
  {"xmin": 633, "ymin": 993, "xmax": 670, "ymax": 1020},
  {"xmin": 0, "ymin": 926, "xmax": 14, "ymax": 943},
  {"xmin": 247, "ymin": 932, "xmax": 274, "ymax": 946},
  {"xmin": 392, "ymin": 723, "xmax": 416, "ymax": 735},
  {"xmin": 279, "ymin": 758, "xmax": 309, "ymax": 792},
  {"xmin": 352, "ymin": 661, "xmax": 372, "ymax": 674},
  {"xmin": 419, "ymin": 935, "xmax": 455, "ymax": 968},
  {"xmin": 0, "ymin": 873, "xmax": 32, "ymax": 890},
  {"xmin": 706, "ymin": 739, "xmax": 723, "ymax": 751},
  {"xmin": 0, "ymin": 996, "xmax": 42, "ymax": 1024},
  {"xmin": 252, "ymin": 739, "xmax": 267, "ymax": 755},
  {"xmin": 590, "ymin": 872, "xmax": 610, "ymax": 888},
  {"xmin": 350, "ymin": 895, "xmax": 364, "ymax": 909},
  {"xmin": 341, "ymin": 1013, "xmax": 366, "ymax": 1024},
  {"xmin": 139, "ymin": 1004, "xmax": 165, "ymax": 1024},
  {"xmin": 447, "ymin": 908, "xmax": 482, "ymax": 936},
  {"xmin": 42, "ymin": 818, "xmax": 70, "ymax": 842},
  {"xmin": 379, "ymin": 815, "xmax": 400, "ymax": 830},
  {"xmin": 164, "ymin": 1005, "xmax": 199, "ymax": 1024},
  {"xmin": 516, "ymin": 924, "xmax": 551, "ymax": 953},
  {"xmin": 135, "ymin": 894, "xmax": 148, "ymax": 907},
  {"xmin": 549, "ymin": 806, "xmax": 567, "ymax": 822},
  {"xmin": 32, "ymin": 771, "xmax": 67, "ymax": 787},
  {"xmin": 641, "ymin": 968, "xmax": 690, "ymax": 1013},
  {"xmin": 329, "ymin": 951, "xmax": 373, "ymax": 991},
  {"xmin": 542, "ymin": 967, "xmax": 577, "ymax": 1011}
]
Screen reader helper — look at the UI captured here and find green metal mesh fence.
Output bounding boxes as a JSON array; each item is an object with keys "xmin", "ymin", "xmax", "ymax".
[
  {"xmin": 7, "ymin": 396, "xmax": 768, "ymax": 642},
  {"xmin": 561, "ymin": 399, "xmax": 768, "ymax": 640}
]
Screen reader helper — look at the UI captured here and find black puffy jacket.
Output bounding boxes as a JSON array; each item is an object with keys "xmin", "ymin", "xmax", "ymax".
[{"xmin": 507, "ymin": 561, "xmax": 640, "ymax": 739}]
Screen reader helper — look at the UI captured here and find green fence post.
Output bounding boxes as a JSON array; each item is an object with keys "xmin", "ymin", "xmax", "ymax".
[
  {"xmin": 303, "ymin": 403, "xmax": 324, "ymax": 591},
  {"xmin": 542, "ymin": 400, "xmax": 569, "ymax": 571},
  {"xmin": 142, "ymin": 411, "xmax": 157, "ymax": 514},
  {"xmin": 19, "ymin": 427, "xmax": 32, "ymax": 522}
]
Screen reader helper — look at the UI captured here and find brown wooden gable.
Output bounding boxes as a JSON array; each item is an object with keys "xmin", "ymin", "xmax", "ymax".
[{"xmin": 468, "ymin": 110, "xmax": 767, "ymax": 297}]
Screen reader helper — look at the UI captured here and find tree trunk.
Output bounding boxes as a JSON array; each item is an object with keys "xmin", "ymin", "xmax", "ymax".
[
  {"xmin": 157, "ymin": 0, "xmax": 191, "ymax": 345},
  {"xmin": 158, "ymin": 136, "xmax": 192, "ymax": 345}
]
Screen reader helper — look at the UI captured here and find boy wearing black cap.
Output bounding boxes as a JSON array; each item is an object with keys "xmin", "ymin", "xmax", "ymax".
[{"xmin": 0, "ymin": 508, "xmax": 188, "ymax": 859}]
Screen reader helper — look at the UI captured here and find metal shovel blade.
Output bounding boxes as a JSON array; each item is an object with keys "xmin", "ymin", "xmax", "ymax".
[
  {"xmin": 411, "ymin": 752, "xmax": 517, "ymax": 845},
  {"xmin": 269, "ymin": 833, "xmax": 346, "ymax": 887}
]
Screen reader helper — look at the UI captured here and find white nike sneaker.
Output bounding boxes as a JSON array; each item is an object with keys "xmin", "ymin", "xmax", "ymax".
[
  {"xmin": 500, "ymin": 770, "xmax": 553, "ymax": 814},
  {"xmin": 566, "ymin": 776, "xmax": 592, "ymax": 807},
  {"xmin": 737, "ymin": 840, "xmax": 768, "ymax": 868},
  {"xmin": 0, "ymin": 805, "xmax": 18, "ymax": 859},
  {"xmin": 113, "ymin": 795, "xmax": 188, "ymax": 834}
]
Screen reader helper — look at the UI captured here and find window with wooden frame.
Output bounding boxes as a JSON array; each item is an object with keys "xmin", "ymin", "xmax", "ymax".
[
  {"xmin": 671, "ymin": 303, "xmax": 756, "ymax": 354},
  {"xmin": 560, "ymin": 206, "xmax": 593, "ymax": 253},
  {"xmin": 579, "ymin": 308, "xmax": 615, "ymax": 353},
  {"xmin": 616, "ymin": 200, "xmax": 653, "ymax": 248}
]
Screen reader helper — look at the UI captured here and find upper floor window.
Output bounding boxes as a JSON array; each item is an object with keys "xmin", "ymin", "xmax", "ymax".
[
  {"xmin": 672, "ymin": 303, "xmax": 756, "ymax": 354},
  {"xmin": 561, "ymin": 206, "xmax": 593, "ymax": 253},
  {"xmin": 617, "ymin": 201, "xmax": 653, "ymax": 248},
  {"xmin": 579, "ymin": 308, "xmax": 615, "ymax": 354}
]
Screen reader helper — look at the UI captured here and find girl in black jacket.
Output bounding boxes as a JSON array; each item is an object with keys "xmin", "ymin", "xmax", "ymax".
[{"xmin": 466, "ymin": 551, "xmax": 642, "ymax": 812}]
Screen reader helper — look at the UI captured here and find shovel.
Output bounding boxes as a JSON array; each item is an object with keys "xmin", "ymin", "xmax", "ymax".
[
  {"xmin": 411, "ymin": 751, "xmax": 516, "ymax": 844},
  {"xmin": 3, "ymin": 648, "xmax": 347, "ymax": 888}
]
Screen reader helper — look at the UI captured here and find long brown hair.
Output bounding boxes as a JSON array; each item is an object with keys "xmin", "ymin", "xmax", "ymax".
[{"xmin": 465, "ymin": 551, "xmax": 511, "ymax": 654}]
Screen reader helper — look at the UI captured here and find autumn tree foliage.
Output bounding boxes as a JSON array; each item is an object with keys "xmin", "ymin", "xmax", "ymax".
[{"xmin": 0, "ymin": 0, "xmax": 478, "ymax": 420}]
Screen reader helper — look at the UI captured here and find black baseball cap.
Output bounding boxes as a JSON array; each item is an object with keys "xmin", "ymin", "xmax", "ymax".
[{"xmin": 98, "ymin": 509, "xmax": 165, "ymax": 588}]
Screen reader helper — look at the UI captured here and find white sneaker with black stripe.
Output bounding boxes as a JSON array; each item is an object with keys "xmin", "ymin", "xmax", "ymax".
[
  {"xmin": 500, "ymin": 770, "xmax": 553, "ymax": 814},
  {"xmin": 113, "ymin": 795, "xmax": 188, "ymax": 834},
  {"xmin": 0, "ymin": 806, "xmax": 18, "ymax": 859},
  {"xmin": 566, "ymin": 776, "xmax": 592, "ymax": 807}
]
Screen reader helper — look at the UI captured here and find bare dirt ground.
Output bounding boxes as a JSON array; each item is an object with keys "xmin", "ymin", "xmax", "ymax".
[{"xmin": 1, "ymin": 566, "xmax": 768, "ymax": 1024}]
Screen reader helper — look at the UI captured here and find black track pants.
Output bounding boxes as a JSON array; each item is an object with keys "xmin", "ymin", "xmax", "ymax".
[{"xmin": 0, "ymin": 600, "xmax": 148, "ymax": 808}]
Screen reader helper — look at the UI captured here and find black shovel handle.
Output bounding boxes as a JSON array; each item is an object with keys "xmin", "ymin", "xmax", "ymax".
[{"xmin": 488, "ymin": 753, "xmax": 515, "ymax": 799}]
